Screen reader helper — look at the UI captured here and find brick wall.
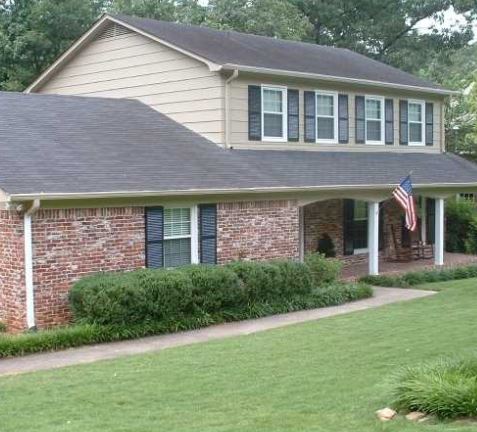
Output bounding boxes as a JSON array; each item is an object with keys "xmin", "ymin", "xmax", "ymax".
[
  {"xmin": 32, "ymin": 208, "xmax": 145, "ymax": 328},
  {"xmin": 217, "ymin": 200, "xmax": 300, "ymax": 263},
  {"xmin": 0, "ymin": 211, "xmax": 25, "ymax": 332},
  {"xmin": 304, "ymin": 199, "xmax": 404, "ymax": 265}
]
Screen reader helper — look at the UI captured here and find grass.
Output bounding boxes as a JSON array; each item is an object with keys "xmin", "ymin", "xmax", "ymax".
[{"xmin": 1, "ymin": 279, "xmax": 477, "ymax": 431}]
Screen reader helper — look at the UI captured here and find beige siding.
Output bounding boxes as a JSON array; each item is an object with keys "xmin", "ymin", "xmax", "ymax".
[
  {"xmin": 229, "ymin": 75, "xmax": 445, "ymax": 152},
  {"xmin": 37, "ymin": 29, "xmax": 225, "ymax": 145}
]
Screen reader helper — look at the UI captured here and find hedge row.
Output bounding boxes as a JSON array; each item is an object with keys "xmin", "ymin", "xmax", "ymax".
[
  {"xmin": 359, "ymin": 264, "xmax": 477, "ymax": 288},
  {"xmin": 70, "ymin": 254, "xmax": 342, "ymax": 326},
  {"xmin": 0, "ymin": 282, "xmax": 372, "ymax": 358}
]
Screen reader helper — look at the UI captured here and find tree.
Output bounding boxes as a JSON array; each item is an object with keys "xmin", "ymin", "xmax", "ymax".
[
  {"xmin": 205, "ymin": 0, "xmax": 312, "ymax": 41},
  {"xmin": 0, "ymin": 0, "xmax": 107, "ymax": 91}
]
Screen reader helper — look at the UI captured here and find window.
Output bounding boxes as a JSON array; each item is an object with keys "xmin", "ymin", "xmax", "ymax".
[
  {"xmin": 163, "ymin": 207, "xmax": 195, "ymax": 267},
  {"xmin": 353, "ymin": 201, "xmax": 368, "ymax": 253},
  {"xmin": 262, "ymin": 86, "xmax": 287, "ymax": 141},
  {"xmin": 365, "ymin": 96, "xmax": 384, "ymax": 144},
  {"xmin": 316, "ymin": 92, "xmax": 338, "ymax": 142},
  {"xmin": 408, "ymin": 100, "xmax": 425, "ymax": 145}
]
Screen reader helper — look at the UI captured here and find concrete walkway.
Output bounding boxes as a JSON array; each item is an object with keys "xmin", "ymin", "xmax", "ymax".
[{"xmin": 0, "ymin": 287, "xmax": 435, "ymax": 377}]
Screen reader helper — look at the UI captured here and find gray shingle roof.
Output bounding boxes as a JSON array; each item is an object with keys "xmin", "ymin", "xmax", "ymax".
[
  {"xmin": 113, "ymin": 14, "xmax": 445, "ymax": 92},
  {"xmin": 0, "ymin": 91, "xmax": 476, "ymax": 198}
]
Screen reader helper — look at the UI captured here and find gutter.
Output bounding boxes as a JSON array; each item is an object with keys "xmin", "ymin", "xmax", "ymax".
[
  {"xmin": 224, "ymin": 69, "xmax": 239, "ymax": 148},
  {"xmin": 7, "ymin": 182, "xmax": 477, "ymax": 202},
  {"xmin": 24, "ymin": 199, "xmax": 40, "ymax": 330},
  {"xmin": 220, "ymin": 64, "xmax": 459, "ymax": 96}
]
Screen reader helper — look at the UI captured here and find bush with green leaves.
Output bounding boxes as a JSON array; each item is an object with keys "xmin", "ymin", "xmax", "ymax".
[
  {"xmin": 392, "ymin": 356, "xmax": 477, "ymax": 419},
  {"xmin": 465, "ymin": 219, "xmax": 477, "ymax": 254},
  {"xmin": 446, "ymin": 199, "xmax": 477, "ymax": 253},
  {"xmin": 304, "ymin": 253, "xmax": 342, "ymax": 286},
  {"xmin": 0, "ymin": 280, "xmax": 372, "ymax": 358},
  {"xmin": 360, "ymin": 264, "xmax": 477, "ymax": 287},
  {"xmin": 0, "ymin": 322, "xmax": 6, "ymax": 333}
]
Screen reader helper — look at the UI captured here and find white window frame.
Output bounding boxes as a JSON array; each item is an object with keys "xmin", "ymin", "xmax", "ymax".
[
  {"xmin": 408, "ymin": 99, "xmax": 426, "ymax": 146},
  {"xmin": 364, "ymin": 95, "xmax": 385, "ymax": 145},
  {"xmin": 315, "ymin": 90, "xmax": 338, "ymax": 144},
  {"xmin": 163, "ymin": 205, "xmax": 199, "ymax": 267},
  {"xmin": 261, "ymin": 85, "xmax": 287, "ymax": 142}
]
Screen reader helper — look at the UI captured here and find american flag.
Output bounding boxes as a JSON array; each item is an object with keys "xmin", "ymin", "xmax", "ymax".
[{"xmin": 392, "ymin": 175, "xmax": 417, "ymax": 232}]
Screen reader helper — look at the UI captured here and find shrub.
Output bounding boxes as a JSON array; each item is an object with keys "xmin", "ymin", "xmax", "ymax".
[
  {"xmin": 446, "ymin": 200, "xmax": 476, "ymax": 253},
  {"xmin": 272, "ymin": 260, "xmax": 314, "ymax": 297},
  {"xmin": 181, "ymin": 265, "xmax": 246, "ymax": 312},
  {"xmin": 317, "ymin": 233, "xmax": 336, "ymax": 257},
  {"xmin": 392, "ymin": 356, "xmax": 477, "ymax": 419},
  {"xmin": 225, "ymin": 261, "xmax": 283, "ymax": 302},
  {"xmin": 0, "ymin": 322, "xmax": 6, "ymax": 333},
  {"xmin": 304, "ymin": 253, "xmax": 342, "ymax": 286},
  {"xmin": 359, "ymin": 264, "xmax": 477, "ymax": 287},
  {"xmin": 465, "ymin": 219, "xmax": 477, "ymax": 254}
]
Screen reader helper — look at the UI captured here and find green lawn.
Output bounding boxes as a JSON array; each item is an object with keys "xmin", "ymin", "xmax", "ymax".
[{"xmin": 1, "ymin": 280, "xmax": 477, "ymax": 432}]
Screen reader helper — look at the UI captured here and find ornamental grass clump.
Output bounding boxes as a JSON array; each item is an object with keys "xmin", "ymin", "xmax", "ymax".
[{"xmin": 392, "ymin": 357, "xmax": 477, "ymax": 419}]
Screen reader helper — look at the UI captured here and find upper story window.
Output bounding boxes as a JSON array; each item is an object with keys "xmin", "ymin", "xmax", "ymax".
[
  {"xmin": 408, "ymin": 100, "xmax": 425, "ymax": 145},
  {"xmin": 365, "ymin": 96, "xmax": 384, "ymax": 144},
  {"xmin": 261, "ymin": 86, "xmax": 287, "ymax": 141},
  {"xmin": 316, "ymin": 91, "xmax": 338, "ymax": 143}
]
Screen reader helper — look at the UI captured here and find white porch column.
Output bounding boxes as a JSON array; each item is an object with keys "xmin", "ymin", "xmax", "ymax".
[
  {"xmin": 435, "ymin": 198, "xmax": 445, "ymax": 266},
  {"xmin": 368, "ymin": 201, "xmax": 380, "ymax": 275}
]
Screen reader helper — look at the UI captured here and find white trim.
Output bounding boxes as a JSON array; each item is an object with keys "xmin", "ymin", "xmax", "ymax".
[
  {"xmin": 353, "ymin": 248, "xmax": 369, "ymax": 255},
  {"xmin": 435, "ymin": 198, "xmax": 445, "ymax": 266},
  {"xmin": 221, "ymin": 64, "xmax": 458, "ymax": 96},
  {"xmin": 315, "ymin": 90, "xmax": 338, "ymax": 144},
  {"xmin": 191, "ymin": 205, "xmax": 199, "ymax": 264},
  {"xmin": 261, "ymin": 85, "xmax": 287, "ymax": 142},
  {"xmin": 408, "ymin": 99, "xmax": 426, "ymax": 146},
  {"xmin": 364, "ymin": 95, "xmax": 385, "ymax": 145},
  {"xmin": 7, "ymin": 182, "xmax": 477, "ymax": 202}
]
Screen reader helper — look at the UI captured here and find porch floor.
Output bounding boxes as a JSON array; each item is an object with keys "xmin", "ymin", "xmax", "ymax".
[{"xmin": 342, "ymin": 252, "xmax": 477, "ymax": 280}]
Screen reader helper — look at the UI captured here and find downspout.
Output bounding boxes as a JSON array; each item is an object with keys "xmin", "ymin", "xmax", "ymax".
[
  {"xmin": 224, "ymin": 69, "xmax": 239, "ymax": 148},
  {"xmin": 24, "ymin": 199, "xmax": 40, "ymax": 330}
]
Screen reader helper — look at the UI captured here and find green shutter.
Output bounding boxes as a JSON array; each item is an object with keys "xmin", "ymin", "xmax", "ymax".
[
  {"xmin": 145, "ymin": 207, "xmax": 164, "ymax": 268},
  {"xmin": 287, "ymin": 89, "xmax": 299, "ymax": 142},
  {"xmin": 385, "ymin": 99, "xmax": 394, "ymax": 145},
  {"xmin": 425, "ymin": 102, "xmax": 433, "ymax": 146},
  {"xmin": 338, "ymin": 94, "xmax": 349, "ymax": 143},
  {"xmin": 248, "ymin": 85, "xmax": 261, "ymax": 141},
  {"xmin": 199, "ymin": 204, "xmax": 217, "ymax": 264},
  {"xmin": 355, "ymin": 96, "xmax": 365, "ymax": 143},
  {"xmin": 399, "ymin": 100, "xmax": 408, "ymax": 145},
  {"xmin": 304, "ymin": 91, "xmax": 316, "ymax": 142},
  {"xmin": 343, "ymin": 199, "xmax": 354, "ymax": 255}
]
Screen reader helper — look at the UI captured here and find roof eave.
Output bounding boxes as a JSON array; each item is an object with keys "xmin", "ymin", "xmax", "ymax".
[
  {"xmin": 7, "ymin": 182, "xmax": 477, "ymax": 202},
  {"xmin": 220, "ymin": 64, "xmax": 458, "ymax": 96}
]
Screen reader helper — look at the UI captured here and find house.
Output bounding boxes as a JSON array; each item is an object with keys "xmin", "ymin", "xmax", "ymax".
[{"xmin": 1, "ymin": 14, "xmax": 477, "ymax": 332}]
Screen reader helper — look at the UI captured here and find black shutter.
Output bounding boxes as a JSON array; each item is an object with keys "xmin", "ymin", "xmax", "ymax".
[
  {"xmin": 287, "ymin": 89, "xmax": 299, "ymax": 142},
  {"xmin": 338, "ymin": 94, "xmax": 349, "ymax": 143},
  {"xmin": 426, "ymin": 198, "xmax": 436, "ymax": 244},
  {"xmin": 379, "ymin": 204, "xmax": 385, "ymax": 251},
  {"xmin": 355, "ymin": 96, "xmax": 365, "ymax": 144},
  {"xmin": 425, "ymin": 102, "xmax": 434, "ymax": 146},
  {"xmin": 145, "ymin": 207, "xmax": 164, "ymax": 268},
  {"xmin": 385, "ymin": 98, "xmax": 394, "ymax": 145},
  {"xmin": 199, "ymin": 204, "xmax": 217, "ymax": 264},
  {"xmin": 343, "ymin": 199, "xmax": 354, "ymax": 255},
  {"xmin": 248, "ymin": 85, "xmax": 261, "ymax": 141},
  {"xmin": 399, "ymin": 100, "xmax": 408, "ymax": 145},
  {"xmin": 304, "ymin": 91, "xmax": 316, "ymax": 142}
]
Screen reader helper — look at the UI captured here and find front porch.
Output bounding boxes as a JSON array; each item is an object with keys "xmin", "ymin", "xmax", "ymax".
[
  {"xmin": 341, "ymin": 252, "xmax": 477, "ymax": 280},
  {"xmin": 300, "ymin": 193, "xmax": 448, "ymax": 276}
]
